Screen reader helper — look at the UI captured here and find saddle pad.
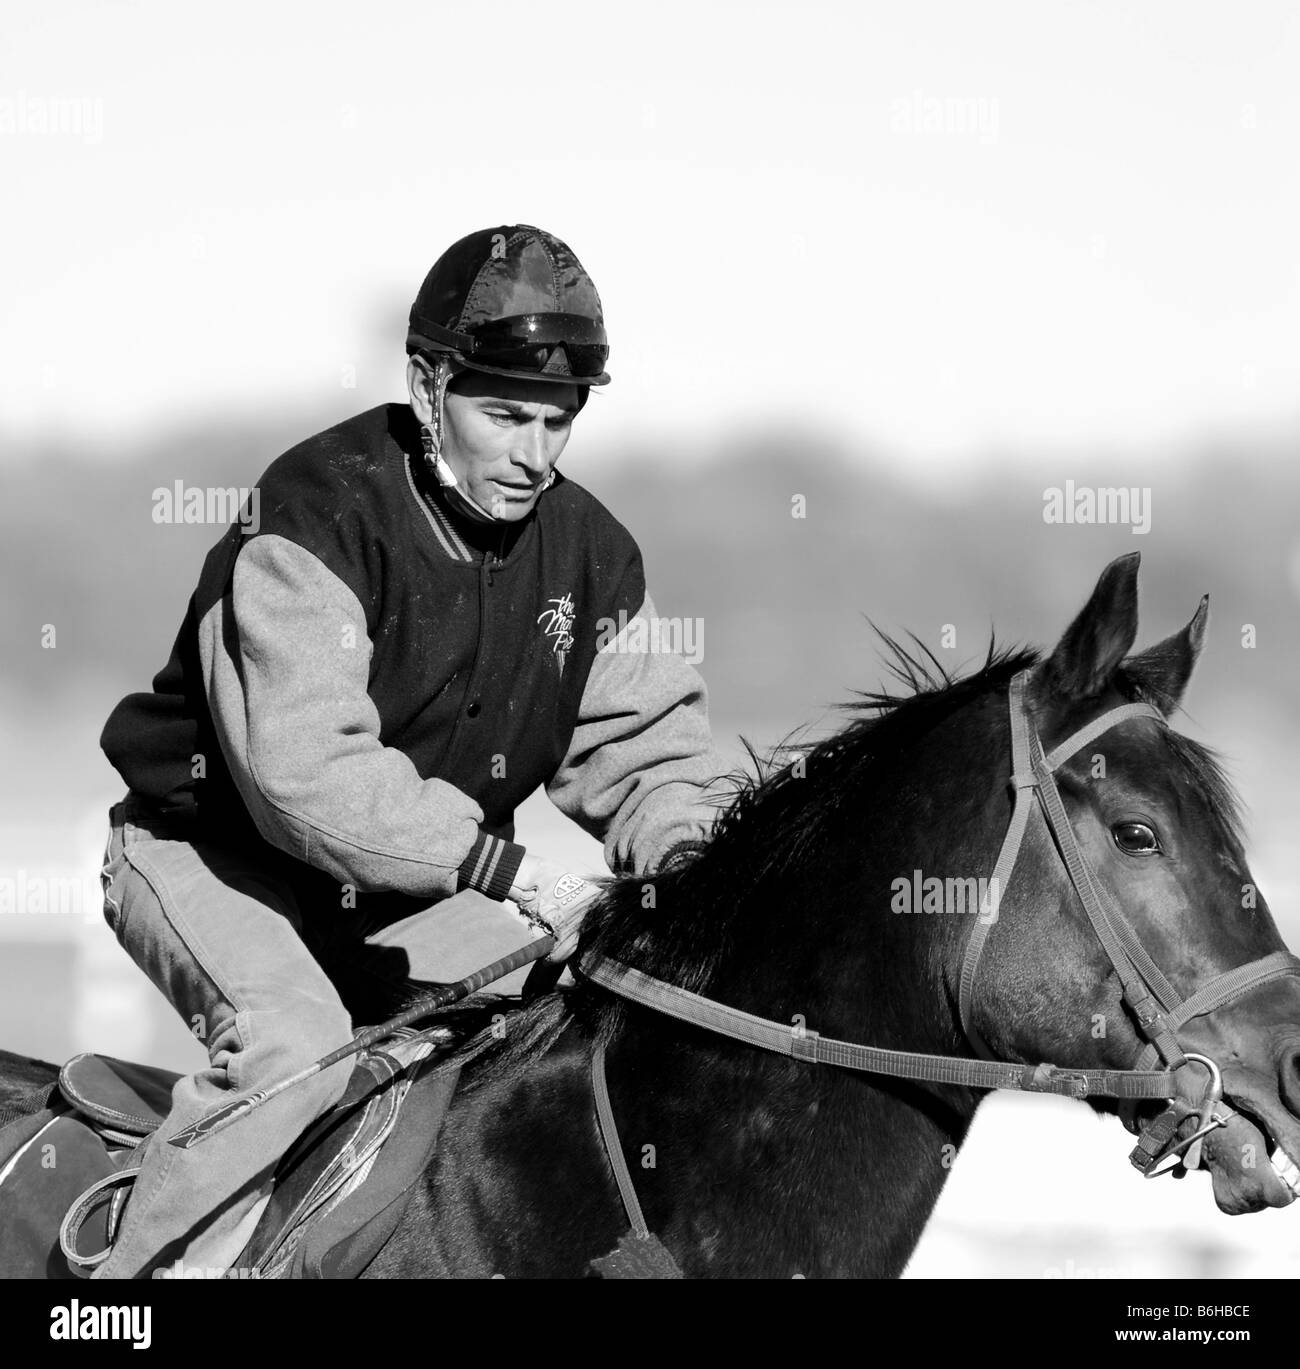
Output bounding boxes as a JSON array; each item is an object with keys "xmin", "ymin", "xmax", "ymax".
[
  {"xmin": 0, "ymin": 1111, "xmax": 118, "ymax": 1279},
  {"xmin": 242, "ymin": 1028, "xmax": 476, "ymax": 1277},
  {"xmin": 58, "ymin": 1053, "xmax": 180, "ymax": 1138},
  {"xmin": 248, "ymin": 1032, "xmax": 493, "ymax": 1279},
  {"xmin": 242, "ymin": 1049, "xmax": 408, "ymax": 1273},
  {"xmin": 294, "ymin": 1056, "xmax": 464, "ymax": 1279}
]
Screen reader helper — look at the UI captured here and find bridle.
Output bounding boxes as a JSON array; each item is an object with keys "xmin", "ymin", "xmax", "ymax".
[
  {"xmin": 957, "ymin": 669, "xmax": 1300, "ymax": 1172},
  {"xmin": 580, "ymin": 667, "xmax": 1300, "ymax": 1261}
]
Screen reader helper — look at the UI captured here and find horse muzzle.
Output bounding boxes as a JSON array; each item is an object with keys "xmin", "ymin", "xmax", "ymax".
[
  {"xmin": 1131, "ymin": 1051, "xmax": 1300, "ymax": 1211},
  {"xmin": 1199, "ymin": 1107, "xmax": 1299, "ymax": 1214}
]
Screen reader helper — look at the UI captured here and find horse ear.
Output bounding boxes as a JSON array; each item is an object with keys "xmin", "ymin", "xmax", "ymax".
[
  {"xmin": 1122, "ymin": 595, "xmax": 1209, "ymax": 714},
  {"xmin": 1038, "ymin": 551, "xmax": 1141, "ymax": 702}
]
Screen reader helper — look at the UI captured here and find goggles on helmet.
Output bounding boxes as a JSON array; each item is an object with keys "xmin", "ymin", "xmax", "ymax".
[{"xmin": 409, "ymin": 312, "xmax": 609, "ymax": 382}]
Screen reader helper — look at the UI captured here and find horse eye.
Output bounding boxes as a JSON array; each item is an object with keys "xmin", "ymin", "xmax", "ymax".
[{"xmin": 1112, "ymin": 821, "xmax": 1161, "ymax": 855}]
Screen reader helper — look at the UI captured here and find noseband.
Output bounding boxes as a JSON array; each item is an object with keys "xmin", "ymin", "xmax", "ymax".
[{"xmin": 581, "ymin": 667, "xmax": 1300, "ymax": 1250}]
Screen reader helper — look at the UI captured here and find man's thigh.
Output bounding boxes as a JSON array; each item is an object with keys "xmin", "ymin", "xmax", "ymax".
[{"xmin": 103, "ymin": 799, "xmax": 348, "ymax": 1056}]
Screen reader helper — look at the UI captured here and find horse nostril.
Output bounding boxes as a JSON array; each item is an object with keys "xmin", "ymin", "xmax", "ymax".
[{"xmin": 1277, "ymin": 1042, "xmax": 1300, "ymax": 1116}]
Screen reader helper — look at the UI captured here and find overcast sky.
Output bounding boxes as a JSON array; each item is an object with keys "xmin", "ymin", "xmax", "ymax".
[{"xmin": 1, "ymin": 0, "xmax": 1297, "ymax": 468}]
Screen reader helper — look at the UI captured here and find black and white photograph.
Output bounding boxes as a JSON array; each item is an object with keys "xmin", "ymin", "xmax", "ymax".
[{"xmin": 1, "ymin": 0, "xmax": 1298, "ymax": 1327}]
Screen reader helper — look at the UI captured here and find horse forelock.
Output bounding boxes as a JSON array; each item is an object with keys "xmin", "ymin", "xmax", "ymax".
[{"xmin": 1114, "ymin": 667, "xmax": 1248, "ymax": 854}]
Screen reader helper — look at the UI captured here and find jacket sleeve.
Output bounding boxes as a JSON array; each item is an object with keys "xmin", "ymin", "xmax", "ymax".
[
  {"xmin": 545, "ymin": 590, "xmax": 730, "ymax": 876},
  {"xmin": 196, "ymin": 533, "xmax": 524, "ymax": 899}
]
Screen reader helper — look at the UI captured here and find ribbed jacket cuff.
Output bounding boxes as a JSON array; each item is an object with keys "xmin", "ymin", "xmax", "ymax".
[
  {"xmin": 456, "ymin": 832, "xmax": 525, "ymax": 901},
  {"xmin": 655, "ymin": 839, "xmax": 711, "ymax": 874}
]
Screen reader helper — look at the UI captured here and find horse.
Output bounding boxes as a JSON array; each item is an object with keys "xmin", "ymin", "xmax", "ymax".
[{"xmin": 3, "ymin": 551, "xmax": 1299, "ymax": 1278}]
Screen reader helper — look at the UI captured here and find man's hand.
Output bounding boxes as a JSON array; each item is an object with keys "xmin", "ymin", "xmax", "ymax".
[{"xmin": 509, "ymin": 853, "xmax": 603, "ymax": 963}]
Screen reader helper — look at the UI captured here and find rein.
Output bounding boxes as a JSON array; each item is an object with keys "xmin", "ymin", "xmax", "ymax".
[
  {"xmin": 583, "ymin": 959, "xmax": 1179, "ymax": 1101},
  {"xmin": 580, "ymin": 668, "xmax": 1300, "ymax": 1268}
]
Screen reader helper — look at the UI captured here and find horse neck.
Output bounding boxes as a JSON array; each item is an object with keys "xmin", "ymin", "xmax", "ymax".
[{"xmin": 590, "ymin": 690, "xmax": 1009, "ymax": 1276}]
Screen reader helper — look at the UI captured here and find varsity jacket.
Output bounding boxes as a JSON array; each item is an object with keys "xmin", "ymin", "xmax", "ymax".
[{"xmin": 101, "ymin": 403, "xmax": 726, "ymax": 905}]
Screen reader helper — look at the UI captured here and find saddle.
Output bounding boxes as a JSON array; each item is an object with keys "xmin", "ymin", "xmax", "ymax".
[{"xmin": 0, "ymin": 1026, "xmax": 484, "ymax": 1280}]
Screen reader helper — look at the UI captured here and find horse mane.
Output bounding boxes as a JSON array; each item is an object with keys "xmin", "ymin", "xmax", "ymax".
[
  {"xmin": 467, "ymin": 632, "xmax": 1250, "ymax": 1084},
  {"xmin": 587, "ymin": 633, "xmax": 1036, "ymax": 957},
  {"xmin": 469, "ymin": 634, "xmax": 1040, "ymax": 1082}
]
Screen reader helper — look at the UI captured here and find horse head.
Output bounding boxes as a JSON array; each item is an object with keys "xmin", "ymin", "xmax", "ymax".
[{"xmin": 968, "ymin": 550, "xmax": 1300, "ymax": 1213}]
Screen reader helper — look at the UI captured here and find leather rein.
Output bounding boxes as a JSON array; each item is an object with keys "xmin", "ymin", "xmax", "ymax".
[{"xmin": 580, "ymin": 668, "xmax": 1300, "ymax": 1262}]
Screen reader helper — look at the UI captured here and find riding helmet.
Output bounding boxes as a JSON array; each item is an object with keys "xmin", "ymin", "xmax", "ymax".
[{"xmin": 407, "ymin": 225, "xmax": 611, "ymax": 386}]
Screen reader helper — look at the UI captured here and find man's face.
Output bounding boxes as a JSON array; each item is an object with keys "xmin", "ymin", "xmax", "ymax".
[{"xmin": 421, "ymin": 365, "xmax": 582, "ymax": 522}]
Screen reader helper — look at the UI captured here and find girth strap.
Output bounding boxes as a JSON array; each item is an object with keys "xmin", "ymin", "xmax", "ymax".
[
  {"xmin": 591, "ymin": 1042, "xmax": 652, "ymax": 1238},
  {"xmin": 589, "ymin": 1042, "xmax": 686, "ymax": 1278}
]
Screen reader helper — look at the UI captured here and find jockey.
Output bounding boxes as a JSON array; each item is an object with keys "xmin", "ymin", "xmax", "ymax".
[{"xmin": 94, "ymin": 224, "xmax": 727, "ymax": 1279}]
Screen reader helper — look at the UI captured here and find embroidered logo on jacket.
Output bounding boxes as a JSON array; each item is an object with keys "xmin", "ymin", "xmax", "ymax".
[{"xmin": 537, "ymin": 593, "xmax": 576, "ymax": 674}]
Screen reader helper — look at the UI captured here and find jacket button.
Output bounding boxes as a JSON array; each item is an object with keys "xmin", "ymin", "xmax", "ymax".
[{"xmin": 466, "ymin": 701, "xmax": 481, "ymax": 718}]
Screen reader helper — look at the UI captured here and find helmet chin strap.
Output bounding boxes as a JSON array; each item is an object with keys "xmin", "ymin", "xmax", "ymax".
[
  {"xmin": 421, "ymin": 357, "xmax": 554, "ymax": 525},
  {"xmin": 432, "ymin": 452, "xmax": 501, "ymax": 524}
]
